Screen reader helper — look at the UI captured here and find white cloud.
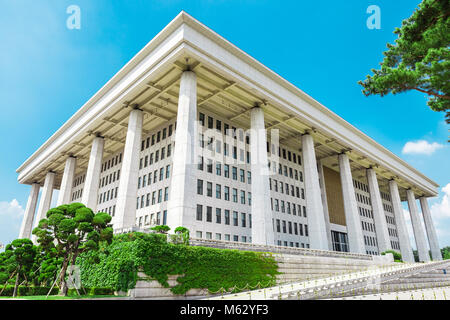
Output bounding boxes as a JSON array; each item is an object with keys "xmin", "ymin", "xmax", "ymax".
[
  {"xmin": 0, "ymin": 199, "xmax": 25, "ymax": 249},
  {"xmin": 402, "ymin": 140, "xmax": 444, "ymax": 155},
  {"xmin": 430, "ymin": 183, "xmax": 450, "ymax": 220}
]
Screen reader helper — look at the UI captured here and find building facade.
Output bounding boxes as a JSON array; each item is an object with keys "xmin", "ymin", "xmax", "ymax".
[{"xmin": 17, "ymin": 12, "xmax": 441, "ymax": 262}]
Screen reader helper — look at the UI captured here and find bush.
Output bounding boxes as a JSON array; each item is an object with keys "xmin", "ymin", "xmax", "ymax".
[
  {"xmin": 381, "ymin": 250, "xmax": 402, "ymax": 262},
  {"xmin": 77, "ymin": 232, "xmax": 279, "ymax": 294}
]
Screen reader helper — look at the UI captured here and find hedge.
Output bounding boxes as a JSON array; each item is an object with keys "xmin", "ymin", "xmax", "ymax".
[{"xmin": 77, "ymin": 232, "xmax": 279, "ymax": 294}]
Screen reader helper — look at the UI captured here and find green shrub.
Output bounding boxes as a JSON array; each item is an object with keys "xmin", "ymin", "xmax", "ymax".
[
  {"xmin": 381, "ymin": 250, "xmax": 402, "ymax": 262},
  {"xmin": 77, "ymin": 232, "xmax": 279, "ymax": 295}
]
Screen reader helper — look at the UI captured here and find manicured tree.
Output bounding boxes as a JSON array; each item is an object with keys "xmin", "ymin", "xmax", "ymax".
[
  {"xmin": 151, "ymin": 225, "xmax": 171, "ymax": 234},
  {"xmin": 32, "ymin": 203, "xmax": 113, "ymax": 295},
  {"xmin": 174, "ymin": 227, "xmax": 190, "ymax": 245},
  {"xmin": 3, "ymin": 239, "xmax": 37, "ymax": 297},
  {"xmin": 359, "ymin": 0, "xmax": 450, "ymax": 117}
]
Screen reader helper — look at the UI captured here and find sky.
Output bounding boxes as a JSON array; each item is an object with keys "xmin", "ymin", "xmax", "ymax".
[{"xmin": 0, "ymin": 0, "xmax": 448, "ymax": 251}]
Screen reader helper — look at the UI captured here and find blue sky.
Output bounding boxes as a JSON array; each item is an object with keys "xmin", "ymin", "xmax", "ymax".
[{"xmin": 0, "ymin": 0, "xmax": 448, "ymax": 251}]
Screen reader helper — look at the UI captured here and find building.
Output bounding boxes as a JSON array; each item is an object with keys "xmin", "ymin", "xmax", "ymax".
[{"xmin": 17, "ymin": 12, "xmax": 441, "ymax": 263}]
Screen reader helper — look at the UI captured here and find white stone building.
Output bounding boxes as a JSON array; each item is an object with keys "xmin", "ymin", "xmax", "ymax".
[{"xmin": 17, "ymin": 12, "xmax": 441, "ymax": 263}]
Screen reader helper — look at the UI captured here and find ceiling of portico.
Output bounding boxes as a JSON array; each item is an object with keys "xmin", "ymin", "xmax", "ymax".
[{"xmin": 27, "ymin": 54, "xmax": 428, "ymax": 200}]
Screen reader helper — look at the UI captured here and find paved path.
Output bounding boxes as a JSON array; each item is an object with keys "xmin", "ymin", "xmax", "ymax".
[{"xmin": 327, "ymin": 286, "xmax": 450, "ymax": 300}]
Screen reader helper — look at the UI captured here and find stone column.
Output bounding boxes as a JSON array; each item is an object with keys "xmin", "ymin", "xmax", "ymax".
[
  {"xmin": 317, "ymin": 161, "xmax": 333, "ymax": 250},
  {"xmin": 250, "ymin": 106, "xmax": 274, "ymax": 245},
  {"xmin": 115, "ymin": 108, "xmax": 143, "ymax": 230},
  {"xmin": 338, "ymin": 153, "xmax": 365, "ymax": 254},
  {"xmin": 420, "ymin": 197, "xmax": 442, "ymax": 261},
  {"xmin": 389, "ymin": 180, "xmax": 414, "ymax": 263},
  {"xmin": 56, "ymin": 156, "xmax": 77, "ymax": 206},
  {"xmin": 33, "ymin": 171, "xmax": 55, "ymax": 232},
  {"xmin": 366, "ymin": 168, "xmax": 391, "ymax": 252},
  {"xmin": 300, "ymin": 134, "xmax": 328, "ymax": 250},
  {"xmin": 406, "ymin": 189, "xmax": 430, "ymax": 262},
  {"xmin": 18, "ymin": 183, "xmax": 40, "ymax": 239},
  {"xmin": 167, "ymin": 71, "xmax": 198, "ymax": 232},
  {"xmin": 81, "ymin": 136, "xmax": 104, "ymax": 211}
]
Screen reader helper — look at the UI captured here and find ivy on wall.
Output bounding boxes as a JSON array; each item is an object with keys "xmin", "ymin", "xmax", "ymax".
[{"xmin": 77, "ymin": 232, "xmax": 279, "ymax": 294}]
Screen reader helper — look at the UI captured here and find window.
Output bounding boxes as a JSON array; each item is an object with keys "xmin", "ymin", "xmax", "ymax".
[
  {"xmin": 224, "ymin": 186, "xmax": 230, "ymax": 201},
  {"xmin": 196, "ymin": 205, "xmax": 203, "ymax": 221},
  {"xmin": 241, "ymin": 213, "xmax": 246, "ymax": 227},
  {"xmin": 216, "ymin": 208, "xmax": 221, "ymax": 224},
  {"xmin": 196, "ymin": 231, "xmax": 202, "ymax": 238},
  {"xmin": 207, "ymin": 182, "xmax": 213, "ymax": 197},
  {"xmin": 216, "ymin": 184, "xmax": 221, "ymax": 199},
  {"xmin": 233, "ymin": 211, "xmax": 238, "ymax": 226},
  {"xmin": 197, "ymin": 179, "xmax": 203, "ymax": 195},
  {"xmin": 225, "ymin": 210, "xmax": 230, "ymax": 225},
  {"xmin": 206, "ymin": 206, "xmax": 212, "ymax": 222},
  {"xmin": 232, "ymin": 167, "xmax": 237, "ymax": 180},
  {"xmin": 207, "ymin": 159, "xmax": 213, "ymax": 173},
  {"xmin": 164, "ymin": 187, "xmax": 169, "ymax": 201},
  {"xmin": 240, "ymin": 169, "xmax": 245, "ymax": 182},
  {"xmin": 166, "ymin": 165, "xmax": 170, "ymax": 178},
  {"xmin": 157, "ymin": 189, "xmax": 162, "ymax": 203},
  {"xmin": 216, "ymin": 163, "xmax": 222, "ymax": 176},
  {"xmin": 232, "ymin": 188, "xmax": 238, "ymax": 203},
  {"xmin": 199, "ymin": 113, "xmax": 205, "ymax": 126},
  {"xmin": 240, "ymin": 190, "xmax": 246, "ymax": 204},
  {"xmin": 224, "ymin": 164, "xmax": 230, "ymax": 178}
]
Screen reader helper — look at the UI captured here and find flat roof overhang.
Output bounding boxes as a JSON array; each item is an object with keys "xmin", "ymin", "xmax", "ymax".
[{"xmin": 16, "ymin": 11, "xmax": 439, "ymax": 200}]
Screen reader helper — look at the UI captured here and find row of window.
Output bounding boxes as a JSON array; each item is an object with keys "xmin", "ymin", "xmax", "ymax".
[
  {"xmin": 101, "ymin": 153, "xmax": 122, "ymax": 173},
  {"xmin": 353, "ymin": 179, "xmax": 369, "ymax": 193},
  {"xmin": 271, "ymin": 198, "xmax": 307, "ymax": 217},
  {"xmin": 199, "ymin": 135, "xmax": 250, "ymax": 164},
  {"xmin": 99, "ymin": 205, "xmax": 116, "ymax": 217},
  {"xmin": 391, "ymin": 240, "xmax": 400, "ymax": 250},
  {"xmin": 356, "ymin": 192, "xmax": 371, "ymax": 206},
  {"xmin": 383, "ymin": 203, "xmax": 393, "ymax": 213},
  {"xmin": 73, "ymin": 174, "xmax": 85, "ymax": 188},
  {"xmin": 362, "ymin": 220, "xmax": 375, "ymax": 233},
  {"xmin": 268, "ymin": 161, "xmax": 304, "ymax": 182},
  {"xmin": 198, "ymin": 112, "xmax": 303, "ymax": 165},
  {"xmin": 388, "ymin": 227, "xmax": 398, "ymax": 238},
  {"xmin": 381, "ymin": 191, "xmax": 392, "ymax": 202},
  {"xmin": 195, "ymin": 230, "xmax": 251, "ymax": 243},
  {"xmin": 364, "ymin": 235, "xmax": 378, "ymax": 249},
  {"xmin": 196, "ymin": 204, "xmax": 251, "ymax": 228},
  {"xmin": 137, "ymin": 210, "xmax": 168, "ymax": 227},
  {"xmin": 100, "ymin": 169, "xmax": 120, "ymax": 188},
  {"xmin": 140, "ymin": 124, "xmax": 174, "ymax": 151},
  {"xmin": 138, "ymin": 165, "xmax": 171, "ymax": 188},
  {"xmin": 359, "ymin": 206, "xmax": 373, "ymax": 219},
  {"xmin": 71, "ymin": 188, "xmax": 83, "ymax": 201},
  {"xmin": 197, "ymin": 180, "xmax": 252, "ymax": 204},
  {"xmin": 277, "ymin": 240, "xmax": 310, "ymax": 248},
  {"xmin": 274, "ymin": 219, "xmax": 308, "ymax": 237},
  {"xmin": 99, "ymin": 187, "xmax": 118, "ymax": 204},
  {"xmin": 386, "ymin": 215, "xmax": 396, "ymax": 225},
  {"xmin": 139, "ymin": 144, "xmax": 172, "ymax": 169},
  {"xmin": 137, "ymin": 187, "xmax": 170, "ymax": 209},
  {"xmin": 269, "ymin": 178, "xmax": 305, "ymax": 199},
  {"xmin": 198, "ymin": 159, "xmax": 251, "ymax": 183}
]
